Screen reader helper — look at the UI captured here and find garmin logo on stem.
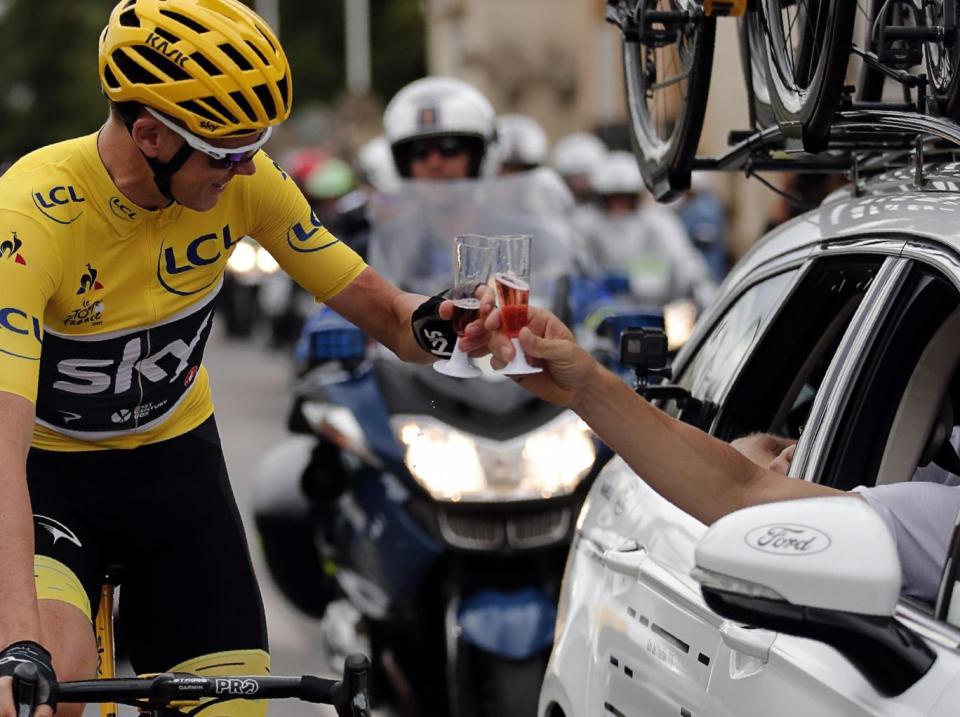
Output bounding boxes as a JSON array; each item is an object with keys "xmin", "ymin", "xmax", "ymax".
[{"xmin": 745, "ymin": 524, "xmax": 831, "ymax": 556}]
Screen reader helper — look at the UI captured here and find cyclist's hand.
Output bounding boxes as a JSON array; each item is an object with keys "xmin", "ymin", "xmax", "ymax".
[{"xmin": 0, "ymin": 642, "xmax": 57, "ymax": 717}]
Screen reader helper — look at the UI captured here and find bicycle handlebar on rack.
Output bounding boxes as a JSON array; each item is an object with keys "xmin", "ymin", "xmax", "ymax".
[{"xmin": 14, "ymin": 654, "xmax": 371, "ymax": 717}]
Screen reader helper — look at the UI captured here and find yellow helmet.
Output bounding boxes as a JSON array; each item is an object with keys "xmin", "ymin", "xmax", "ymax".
[{"xmin": 98, "ymin": 0, "xmax": 292, "ymax": 138}]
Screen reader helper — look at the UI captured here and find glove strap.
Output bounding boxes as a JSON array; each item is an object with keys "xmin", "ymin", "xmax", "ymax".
[{"xmin": 412, "ymin": 292, "xmax": 455, "ymax": 359}]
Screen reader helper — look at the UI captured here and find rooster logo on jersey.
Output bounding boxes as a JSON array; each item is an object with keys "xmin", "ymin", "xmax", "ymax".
[
  {"xmin": 77, "ymin": 263, "xmax": 104, "ymax": 295},
  {"xmin": 0, "ymin": 232, "xmax": 26, "ymax": 265}
]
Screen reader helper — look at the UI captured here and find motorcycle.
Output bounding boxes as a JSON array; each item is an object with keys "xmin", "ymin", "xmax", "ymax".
[{"xmin": 252, "ymin": 173, "xmax": 643, "ymax": 717}]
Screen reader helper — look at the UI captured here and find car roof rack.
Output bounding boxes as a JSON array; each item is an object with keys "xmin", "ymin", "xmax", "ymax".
[{"xmin": 693, "ymin": 110, "xmax": 960, "ymax": 177}]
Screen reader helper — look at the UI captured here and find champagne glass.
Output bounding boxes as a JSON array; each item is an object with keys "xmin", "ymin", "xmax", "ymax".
[
  {"xmin": 433, "ymin": 234, "xmax": 493, "ymax": 378},
  {"xmin": 493, "ymin": 234, "xmax": 542, "ymax": 375}
]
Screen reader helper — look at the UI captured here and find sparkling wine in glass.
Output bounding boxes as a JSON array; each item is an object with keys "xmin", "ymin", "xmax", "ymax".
[
  {"xmin": 433, "ymin": 234, "xmax": 492, "ymax": 378},
  {"xmin": 493, "ymin": 234, "xmax": 542, "ymax": 375}
]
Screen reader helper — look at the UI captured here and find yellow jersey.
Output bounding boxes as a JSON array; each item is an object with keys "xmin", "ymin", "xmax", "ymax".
[{"xmin": 0, "ymin": 133, "xmax": 366, "ymax": 451}]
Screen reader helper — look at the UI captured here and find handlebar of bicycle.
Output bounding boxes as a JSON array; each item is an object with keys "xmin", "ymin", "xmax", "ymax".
[{"xmin": 14, "ymin": 654, "xmax": 371, "ymax": 717}]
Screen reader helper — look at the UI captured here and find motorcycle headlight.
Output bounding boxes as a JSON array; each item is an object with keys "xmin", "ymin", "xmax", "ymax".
[
  {"xmin": 256, "ymin": 247, "xmax": 280, "ymax": 274},
  {"xmin": 390, "ymin": 413, "xmax": 596, "ymax": 502},
  {"xmin": 227, "ymin": 241, "xmax": 257, "ymax": 273},
  {"xmin": 664, "ymin": 299, "xmax": 697, "ymax": 350}
]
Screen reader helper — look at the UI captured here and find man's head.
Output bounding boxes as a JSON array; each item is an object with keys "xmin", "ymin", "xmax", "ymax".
[
  {"xmin": 98, "ymin": 0, "xmax": 292, "ymax": 208},
  {"xmin": 551, "ymin": 132, "xmax": 607, "ymax": 204},
  {"xmin": 496, "ymin": 114, "xmax": 548, "ymax": 175},
  {"xmin": 384, "ymin": 77, "xmax": 495, "ymax": 181},
  {"xmin": 590, "ymin": 150, "xmax": 644, "ymax": 216}
]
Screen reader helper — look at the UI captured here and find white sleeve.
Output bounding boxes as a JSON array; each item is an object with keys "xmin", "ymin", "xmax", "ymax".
[{"xmin": 851, "ymin": 482, "xmax": 960, "ymax": 603}]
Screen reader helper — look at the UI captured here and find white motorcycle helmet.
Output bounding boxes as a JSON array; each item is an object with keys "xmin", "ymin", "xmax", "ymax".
[
  {"xmin": 496, "ymin": 114, "xmax": 549, "ymax": 171},
  {"xmin": 356, "ymin": 135, "xmax": 401, "ymax": 192},
  {"xmin": 590, "ymin": 150, "xmax": 644, "ymax": 196},
  {"xmin": 551, "ymin": 132, "xmax": 608, "ymax": 178},
  {"xmin": 383, "ymin": 76, "xmax": 496, "ymax": 178}
]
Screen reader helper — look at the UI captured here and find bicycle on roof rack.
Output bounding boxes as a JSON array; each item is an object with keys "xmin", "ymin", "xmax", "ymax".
[{"xmin": 606, "ymin": 0, "xmax": 960, "ymax": 199}]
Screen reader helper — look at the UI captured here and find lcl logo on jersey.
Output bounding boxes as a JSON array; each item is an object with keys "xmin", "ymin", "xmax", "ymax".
[
  {"xmin": 0, "ymin": 307, "xmax": 42, "ymax": 360},
  {"xmin": 158, "ymin": 224, "xmax": 240, "ymax": 295},
  {"xmin": 0, "ymin": 232, "xmax": 26, "ymax": 266},
  {"xmin": 108, "ymin": 196, "xmax": 138, "ymax": 222},
  {"xmin": 32, "ymin": 185, "xmax": 86, "ymax": 225},
  {"xmin": 77, "ymin": 263, "xmax": 104, "ymax": 295},
  {"xmin": 286, "ymin": 210, "xmax": 340, "ymax": 253}
]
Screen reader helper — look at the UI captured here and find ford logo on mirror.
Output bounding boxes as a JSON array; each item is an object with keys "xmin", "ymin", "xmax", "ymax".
[{"xmin": 745, "ymin": 524, "xmax": 832, "ymax": 556}]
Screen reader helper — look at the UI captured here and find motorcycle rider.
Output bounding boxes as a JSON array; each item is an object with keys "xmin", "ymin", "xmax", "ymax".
[
  {"xmin": 551, "ymin": 131, "xmax": 607, "ymax": 206},
  {"xmin": 583, "ymin": 150, "xmax": 716, "ymax": 310},
  {"xmin": 496, "ymin": 114, "xmax": 549, "ymax": 175}
]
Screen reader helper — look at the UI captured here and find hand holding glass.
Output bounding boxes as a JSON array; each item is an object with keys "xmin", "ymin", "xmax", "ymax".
[
  {"xmin": 493, "ymin": 234, "xmax": 542, "ymax": 375},
  {"xmin": 433, "ymin": 234, "xmax": 492, "ymax": 378}
]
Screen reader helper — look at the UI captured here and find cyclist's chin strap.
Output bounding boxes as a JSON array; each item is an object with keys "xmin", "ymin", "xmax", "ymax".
[{"xmin": 142, "ymin": 142, "xmax": 195, "ymax": 203}]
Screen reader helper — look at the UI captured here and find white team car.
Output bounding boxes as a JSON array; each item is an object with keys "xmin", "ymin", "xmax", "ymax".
[{"xmin": 539, "ymin": 164, "xmax": 960, "ymax": 716}]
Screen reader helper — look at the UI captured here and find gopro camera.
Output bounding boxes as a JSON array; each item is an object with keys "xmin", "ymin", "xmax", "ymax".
[{"xmin": 619, "ymin": 327, "xmax": 669, "ymax": 375}]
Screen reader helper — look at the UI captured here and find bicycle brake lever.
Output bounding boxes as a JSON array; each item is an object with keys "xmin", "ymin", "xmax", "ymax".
[
  {"xmin": 13, "ymin": 662, "xmax": 38, "ymax": 717},
  {"xmin": 336, "ymin": 654, "xmax": 371, "ymax": 717}
]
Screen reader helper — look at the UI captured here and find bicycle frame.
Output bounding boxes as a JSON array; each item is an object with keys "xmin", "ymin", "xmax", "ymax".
[{"xmin": 94, "ymin": 584, "xmax": 117, "ymax": 717}]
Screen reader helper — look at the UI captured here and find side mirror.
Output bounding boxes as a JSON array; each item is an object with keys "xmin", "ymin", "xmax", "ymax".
[{"xmin": 692, "ymin": 497, "xmax": 936, "ymax": 697}]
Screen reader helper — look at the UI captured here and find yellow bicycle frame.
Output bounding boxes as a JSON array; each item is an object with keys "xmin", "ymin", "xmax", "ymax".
[{"xmin": 94, "ymin": 584, "xmax": 117, "ymax": 717}]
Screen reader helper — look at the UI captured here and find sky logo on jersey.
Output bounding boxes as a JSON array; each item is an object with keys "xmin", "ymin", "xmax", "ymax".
[
  {"xmin": 0, "ymin": 307, "xmax": 42, "ymax": 360},
  {"xmin": 77, "ymin": 263, "xmax": 104, "ymax": 295},
  {"xmin": 32, "ymin": 185, "xmax": 86, "ymax": 225},
  {"xmin": 0, "ymin": 232, "xmax": 25, "ymax": 265},
  {"xmin": 286, "ymin": 210, "xmax": 340, "ymax": 253},
  {"xmin": 158, "ymin": 224, "xmax": 240, "ymax": 295}
]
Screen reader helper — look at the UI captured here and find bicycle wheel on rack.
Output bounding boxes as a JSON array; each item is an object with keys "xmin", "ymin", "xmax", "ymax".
[
  {"xmin": 750, "ymin": 0, "xmax": 856, "ymax": 151},
  {"xmin": 924, "ymin": 0, "xmax": 960, "ymax": 118},
  {"xmin": 617, "ymin": 0, "xmax": 716, "ymax": 201}
]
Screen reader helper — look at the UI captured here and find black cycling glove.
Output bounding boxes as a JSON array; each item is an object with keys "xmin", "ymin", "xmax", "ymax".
[
  {"xmin": 0, "ymin": 641, "xmax": 58, "ymax": 711},
  {"xmin": 411, "ymin": 293, "xmax": 455, "ymax": 359}
]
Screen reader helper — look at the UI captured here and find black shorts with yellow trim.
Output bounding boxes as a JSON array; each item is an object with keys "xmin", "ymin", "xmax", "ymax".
[{"xmin": 29, "ymin": 415, "xmax": 268, "ymax": 677}]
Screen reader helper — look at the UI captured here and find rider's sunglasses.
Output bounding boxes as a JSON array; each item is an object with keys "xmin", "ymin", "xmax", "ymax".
[
  {"xmin": 145, "ymin": 107, "xmax": 272, "ymax": 170},
  {"xmin": 408, "ymin": 136, "xmax": 468, "ymax": 161}
]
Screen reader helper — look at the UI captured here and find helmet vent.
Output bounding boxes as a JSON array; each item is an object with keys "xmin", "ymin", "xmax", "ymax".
[
  {"xmin": 252, "ymin": 84, "xmax": 276, "ymax": 119},
  {"xmin": 131, "ymin": 45, "xmax": 191, "ymax": 82},
  {"xmin": 119, "ymin": 9, "xmax": 140, "ymax": 27},
  {"xmin": 255, "ymin": 25, "xmax": 276, "ymax": 53},
  {"xmin": 277, "ymin": 74, "xmax": 289, "ymax": 111},
  {"xmin": 158, "ymin": 9, "xmax": 210, "ymax": 34},
  {"xmin": 178, "ymin": 99, "xmax": 226, "ymax": 126},
  {"xmin": 102, "ymin": 65, "xmax": 121, "ymax": 90},
  {"xmin": 152, "ymin": 26, "xmax": 180, "ymax": 44},
  {"xmin": 219, "ymin": 43, "xmax": 253, "ymax": 71},
  {"xmin": 198, "ymin": 96, "xmax": 238, "ymax": 125},
  {"xmin": 245, "ymin": 40, "xmax": 269, "ymax": 67},
  {"xmin": 190, "ymin": 51, "xmax": 223, "ymax": 77},
  {"xmin": 229, "ymin": 90, "xmax": 257, "ymax": 122},
  {"xmin": 112, "ymin": 49, "xmax": 161, "ymax": 85}
]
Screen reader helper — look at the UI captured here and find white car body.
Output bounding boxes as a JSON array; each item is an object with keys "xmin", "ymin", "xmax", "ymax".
[{"xmin": 540, "ymin": 165, "xmax": 960, "ymax": 716}]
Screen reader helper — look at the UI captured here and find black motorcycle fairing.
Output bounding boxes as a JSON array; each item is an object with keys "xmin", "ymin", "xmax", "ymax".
[{"xmin": 373, "ymin": 359, "xmax": 565, "ymax": 441}]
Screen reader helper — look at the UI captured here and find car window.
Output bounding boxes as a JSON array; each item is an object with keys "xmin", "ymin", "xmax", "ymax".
[
  {"xmin": 821, "ymin": 265, "xmax": 960, "ymax": 491},
  {"xmin": 712, "ymin": 256, "xmax": 884, "ymax": 442},
  {"xmin": 674, "ymin": 269, "xmax": 797, "ymax": 421}
]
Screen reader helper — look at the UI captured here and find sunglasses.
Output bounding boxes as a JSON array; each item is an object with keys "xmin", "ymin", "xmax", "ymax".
[
  {"xmin": 408, "ymin": 136, "xmax": 468, "ymax": 161},
  {"xmin": 145, "ymin": 107, "xmax": 272, "ymax": 170}
]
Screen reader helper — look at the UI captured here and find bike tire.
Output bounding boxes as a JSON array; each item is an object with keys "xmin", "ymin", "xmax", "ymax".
[
  {"xmin": 739, "ymin": 13, "xmax": 776, "ymax": 129},
  {"xmin": 622, "ymin": 0, "xmax": 716, "ymax": 201},
  {"xmin": 752, "ymin": 0, "xmax": 856, "ymax": 151},
  {"xmin": 925, "ymin": 0, "xmax": 960, "ymax": 118}
]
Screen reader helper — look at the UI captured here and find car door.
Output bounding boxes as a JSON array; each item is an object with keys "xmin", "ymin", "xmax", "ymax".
[
  {"xmin": 586, "ymin": 251, "xmax": 897, "ymax": 717},
  {"xmin": 707, "ymin": 248, "xmax": 960, "ymax": 715}
]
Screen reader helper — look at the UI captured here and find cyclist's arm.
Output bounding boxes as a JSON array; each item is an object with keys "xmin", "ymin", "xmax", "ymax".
[{"xmin": 0, "ymin": 391, "xmax": 42, "ymax": 646}]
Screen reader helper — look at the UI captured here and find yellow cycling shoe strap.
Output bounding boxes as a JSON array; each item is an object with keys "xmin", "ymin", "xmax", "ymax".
[
  {"xmin": 35, "ymin": 555, "xmax": 92, "ymax": 620},
  {"xmin": 162, "ymin": 650, "xmax": 271, "ymax": 717}
]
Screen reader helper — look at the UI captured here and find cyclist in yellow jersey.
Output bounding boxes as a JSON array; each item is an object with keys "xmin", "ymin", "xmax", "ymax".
[{"xmin": 0, "ymin": 3, "xmax": 493, "ymax": 717}]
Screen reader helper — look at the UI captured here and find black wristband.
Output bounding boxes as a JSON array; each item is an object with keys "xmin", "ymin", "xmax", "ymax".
[{"xmin": 412, "ymin": 292, "xmax": 455, "ymax": 358}]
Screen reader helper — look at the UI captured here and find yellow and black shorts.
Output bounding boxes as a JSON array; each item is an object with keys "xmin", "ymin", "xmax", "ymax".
[{"xmin": 28, "ymin": 416, "xmax": 269, "ymax": 677}]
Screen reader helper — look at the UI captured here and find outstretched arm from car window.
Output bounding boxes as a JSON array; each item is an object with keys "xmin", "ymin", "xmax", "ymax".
[{"xmin": 487, "ymin": 307, "xmax": 842, "ymax": 525}]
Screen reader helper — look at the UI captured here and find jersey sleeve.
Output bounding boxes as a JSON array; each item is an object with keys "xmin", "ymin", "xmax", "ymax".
[
  {"xmin": 0, "ymin": 211, "xmax": 61, "ymax": 403},
  {"xmin": 246, "ymin": 156, "xmax": 366, "ymax": 303}
]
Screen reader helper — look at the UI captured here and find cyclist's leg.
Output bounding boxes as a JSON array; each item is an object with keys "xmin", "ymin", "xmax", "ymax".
[
  {"xmin": 37, "ymin": 599, "xmax": 96, "ymax": 717},
  {"xmin": 117, "ymin": 417, "xmax": 269, "ymax": 717}
]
